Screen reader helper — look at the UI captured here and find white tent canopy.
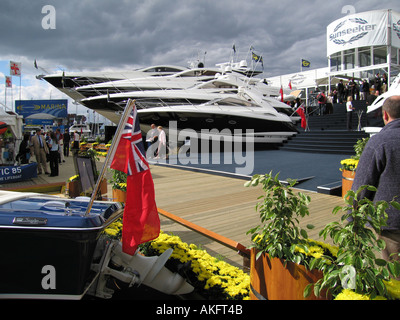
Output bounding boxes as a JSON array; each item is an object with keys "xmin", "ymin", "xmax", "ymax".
[
  {"xmin": 0, "ymin": 105, "xmax": 24, "ymax": 141},
  {"xmin": 26, "ymin": 113, "xmax": 56, "ymax": 120}
]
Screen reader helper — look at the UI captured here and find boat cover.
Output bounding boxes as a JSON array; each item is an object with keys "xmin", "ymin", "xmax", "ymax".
[{"xmin": 0, "ymin": 191, "xmax": 121, "ymax": 229}]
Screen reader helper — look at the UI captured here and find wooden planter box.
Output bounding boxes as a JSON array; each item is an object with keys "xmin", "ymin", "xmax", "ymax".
[
  {"xmin": 67, "ymin": 178, "xmax": 107, "ymax": 199},
  {"xmin": 66, "ymin": 180, "xmax": 81, "ymax": 198},
  {"xmin": 250, "ymin": 248, "xmax": 328, "ymax": 300},
  {"xmin": 95, "ymin": 143, "xmax": 110, "ymax": 153},
  {"xmin": 99, "ymin": 178, "xmax": 108, "ymax": 200},
  {"xmin": 342, "ymin": 169, "xmax": 355, "ymax": 198},
  {"xmin": 112, "ymin": 188, "xmax": 127, "ymax": 203}
]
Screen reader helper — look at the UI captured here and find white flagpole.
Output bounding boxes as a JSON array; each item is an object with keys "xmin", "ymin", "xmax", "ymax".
[
  {"xmin": 18, "ymin": 62, "xmax": 22, "ymax": 108},
  {"xmin": 85, "ymin": 99, "xmax": 135, "ymax": 215},
  {"xmin": 19, "ymin": 73, "xmax": 21, "ymax": 101}
]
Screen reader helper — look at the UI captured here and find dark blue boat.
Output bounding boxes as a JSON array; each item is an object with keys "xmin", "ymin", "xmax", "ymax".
[{"xmin": 0, "ymin": 191, "xmax": 193, "ymax": 299}]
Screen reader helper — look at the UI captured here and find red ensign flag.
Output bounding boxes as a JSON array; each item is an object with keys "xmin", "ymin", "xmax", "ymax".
[{"xmin": 110, "ymin": 101, "xmax": 160, "ymax": 255}]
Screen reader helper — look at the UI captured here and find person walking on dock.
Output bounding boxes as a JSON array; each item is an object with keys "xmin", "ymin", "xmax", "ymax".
[
  {"xmin": 31, "ymin": 129, "xmax": 49, "ymax": 175},
  {"xmin": 346, "ymin": 96, "xmax": 355, "ymax": 130},
  {"xmin": 72, "ymin": 130, "xmax": 80, "ymax": 155},
  {"xmin": 156, "ymin": 126, "xmax": 167, "ymax": 159},
  {"xmin": 48, "ymin": 131, "xmax": 59, "ymax": 177},
  {"xmin": 63, "ymin": 129, "xmax": 71, "ymax": 157}
]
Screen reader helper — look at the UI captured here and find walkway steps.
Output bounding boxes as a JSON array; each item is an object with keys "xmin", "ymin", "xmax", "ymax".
[
  {"xmin": 281, "ymin": 100, "xmax": 369, "ymax": 154},
  {"xmin": 281, "ymin": 131, "xmax": 369, "ymax": 154}
]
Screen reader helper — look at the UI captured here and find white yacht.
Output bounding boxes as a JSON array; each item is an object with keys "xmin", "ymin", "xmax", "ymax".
[
  {"xmin": 365, "ymin": 73, "xmax": 400, "ymax": 135},
  {"xmin": 42, "ymin": 65, "xmax": 189, "ymax": 101},
  {"xmin": 79, "ymin": 73, "xmax": 297, "ymax": 123},
  {"xmin": 42, "ymin": 59, "xmax": 299, "ymax": 145},
  {"xmin": 138, "ymin": 97, "xmax": 297, "ymax": 145},
  {"xmin": 69, "ymin": 123, "xmax": 91, "ymax": 138},
  {"xmin": 74, "ymin": 60, "xmax": 265, "ymax": 99},
  {"xmin": 75, "ymin": 67, "xmax": 226, "ymax": 98}
]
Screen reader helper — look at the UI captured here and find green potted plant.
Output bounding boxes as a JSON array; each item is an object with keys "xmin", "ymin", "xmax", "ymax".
[
  {"xmin": 340, "ymin": 137, "xmax": 369, "ymax": 197},
  {"xmin": 353, "ymin": 137, "xmax": 369, "ymax": 160},
  {"xmin": 311, "ymin": 185, "xmax": 400, "ymax": 299},
  {"xmin": 245, "ymin": 172, "xmax": 329, "ymax": 300},
  {"xmin": 109, "ymin": 168, "xmax": 127, "ymax": 203}
]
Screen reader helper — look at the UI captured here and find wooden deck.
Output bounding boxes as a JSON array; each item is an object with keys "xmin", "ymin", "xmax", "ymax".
[
  {"xmin": 1, "ymin": 155, "xmax": 344, "ymax": 271},
  {"xmin": 151, "ymin": 164, "xmax": 344, "ymax": 270}
]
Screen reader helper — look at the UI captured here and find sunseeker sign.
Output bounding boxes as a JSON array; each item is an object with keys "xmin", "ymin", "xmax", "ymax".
[
  {"xmin": 392, "ymin": 12, "xmax": 400, "ymax": 48},
  {"xmin": 327, "ymin": 10, "xmax": 389, "ymax": 56},
  {"xmin": 329, "ymin": 19, "xmax": 377, "ymax": 44}
]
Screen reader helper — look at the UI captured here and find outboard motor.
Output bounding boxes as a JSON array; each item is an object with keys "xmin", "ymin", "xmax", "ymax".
[{"xmin": 89, "ymin": 239, "xmax": 194, "ymax": 299}]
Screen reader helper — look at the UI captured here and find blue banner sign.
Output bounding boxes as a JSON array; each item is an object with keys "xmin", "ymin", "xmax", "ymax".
[
  {"xmin": 15, "ymin": 99, "xmax": 68, "ymax": 118},
  {"xmin": 24, "ymin": 119, "xmax": 54, "ymax": 125},
  {"xmin": 0, "ymin": 163, "xmax": 38, "ymax": 183}
]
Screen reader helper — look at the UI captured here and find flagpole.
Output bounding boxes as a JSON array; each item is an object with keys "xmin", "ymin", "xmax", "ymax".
[
  {"xmin": 19, "ymin": 75, "xmax": 21, "ymax": 113},
  {"xmin": 85, "ymin": 99, "xmax": 135, "ymax": 216}
]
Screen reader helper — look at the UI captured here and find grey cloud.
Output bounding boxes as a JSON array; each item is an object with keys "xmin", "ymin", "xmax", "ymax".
[{"xmin": 0, "ymin": 0, "xmax": 399, "ymax": 76}]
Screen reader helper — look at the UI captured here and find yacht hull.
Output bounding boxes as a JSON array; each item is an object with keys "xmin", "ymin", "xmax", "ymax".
[{"xmin": 138, "ymin": 108, "xmax": 297, "ymax": 145}]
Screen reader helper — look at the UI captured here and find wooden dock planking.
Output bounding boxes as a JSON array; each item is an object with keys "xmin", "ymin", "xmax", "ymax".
[{"xmin": 151, "ymin": 165, "xmax": 344, "ymax": 269}]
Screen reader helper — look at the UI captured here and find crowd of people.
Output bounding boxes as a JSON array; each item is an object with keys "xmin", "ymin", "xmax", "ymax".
[
  {"xmin": 14, "ymin": 122, "xmax": 168, "ymax": 177},
  {"xmin": 333, "ymin": 72, "xmax": 388, "ymax": 104},
  {"xmin": 287, "ymin": 73, "xmax": 388, "ymax": 130},
  {"xmin": 312, "ymin": 73, "xmax": 387, "ymax": 115},
  {"xmin": 16, "ymin": 128, "xmax": 72, "ymax": 177}
]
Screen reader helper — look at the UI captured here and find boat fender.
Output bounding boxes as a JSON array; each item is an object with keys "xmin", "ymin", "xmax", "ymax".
[{"xmin": 75, "ymin": 196, "xmax": 91, "ymax": 201}]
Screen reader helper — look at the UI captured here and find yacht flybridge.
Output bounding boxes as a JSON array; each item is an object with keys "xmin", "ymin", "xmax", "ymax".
[{"xmin": 75, "ymin": 67, "xmax": 229, "ymax": 98}]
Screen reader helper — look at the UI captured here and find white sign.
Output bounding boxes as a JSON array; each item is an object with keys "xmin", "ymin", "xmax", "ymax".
[
  {"xmin": 327, "ymin": 10, "xmax": 390, "ymax": 56},
  {"xmin": 392, "ymin": 12, "xmax": 400, "ymax": 49}
]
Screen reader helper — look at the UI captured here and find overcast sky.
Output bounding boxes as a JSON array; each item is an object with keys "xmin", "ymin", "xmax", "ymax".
[{"xmin": 0, "ymin": 0, "xmax": 399, "ymax": 115}]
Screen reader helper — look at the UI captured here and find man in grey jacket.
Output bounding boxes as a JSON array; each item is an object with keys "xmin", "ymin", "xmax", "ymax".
[{"xmin": 351, "ymin": 95, "xmax": 400, "ymax": 262}]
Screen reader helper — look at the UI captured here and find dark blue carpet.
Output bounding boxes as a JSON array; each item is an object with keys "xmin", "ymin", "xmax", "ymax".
[{"xmin": 152, "ymin": 150, "xmax": 349, "ymax": 192}]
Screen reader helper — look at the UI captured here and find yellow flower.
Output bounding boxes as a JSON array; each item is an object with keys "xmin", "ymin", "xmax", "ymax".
[
  {"xmin": 144, "ymin": 231, "xmax": 250, "ymax": 299},
  {"xmin": 340, "ymin": 158, "xmax": 359, "ymax": 171},
  {"xmin": 294, "ymin": 239, "xmax": 338, "ymax": 264},
  {"xmin": 68, "ymin": 174, "xmax": 80, "ymax": 182},
  {"xmin": 97, "ymin": 151, "xmax": 108, "ymax": 157},
  {"xmin": 104, "ymin": 229, "xmax": 119, "ymax": 236},
  {"xmin": 384, "ymin": 279, "xmax": 400, "ymax": 299},
  {"xmin": 335, "ymin": 289, "xmax": 386, "ymax": 300}
]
